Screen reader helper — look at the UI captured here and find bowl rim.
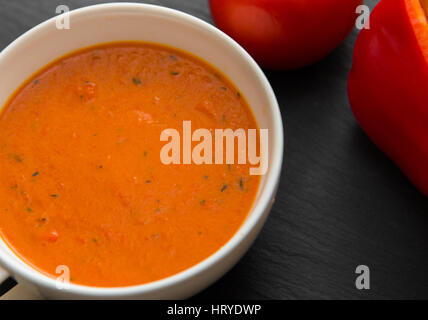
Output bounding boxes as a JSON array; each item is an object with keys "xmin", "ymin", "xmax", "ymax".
[{"xmin": 0, "ymin": 2, "xmax": 284, "ymax": 297}]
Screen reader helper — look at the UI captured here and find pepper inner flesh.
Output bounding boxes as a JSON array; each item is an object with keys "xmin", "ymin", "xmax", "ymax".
[{"xmin": 421, "ymin": 0, "xmax": 428, "ymax": 20}]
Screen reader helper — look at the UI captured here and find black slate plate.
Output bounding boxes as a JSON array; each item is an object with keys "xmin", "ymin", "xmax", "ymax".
[{"xmin": 1, "ymin": 0, "xmax": 427, "ymax": 299}]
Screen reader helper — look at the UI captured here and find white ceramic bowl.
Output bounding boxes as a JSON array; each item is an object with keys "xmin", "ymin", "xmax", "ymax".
[{"xmin": 0, "ymin": 3, "xmax": 283, "ymax": 299}]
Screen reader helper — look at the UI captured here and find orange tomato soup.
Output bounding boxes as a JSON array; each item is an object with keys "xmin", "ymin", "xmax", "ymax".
[{"xmin": 0, "ymin": 42, "xmax": 260, "ymax": 287}]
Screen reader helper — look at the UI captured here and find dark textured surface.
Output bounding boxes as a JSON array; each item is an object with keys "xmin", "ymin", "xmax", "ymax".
[{"xmin": 1, "ymin": 0, "xmax": 428, "ymax": 300}]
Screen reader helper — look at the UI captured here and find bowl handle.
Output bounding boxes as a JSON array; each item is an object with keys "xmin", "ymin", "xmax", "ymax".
[
  {"xmin": 0, "ymin": 266, "xmax": 9, "ymax": 284},
  {"xmin": 0, "ymin": 267, "xmax": 43, "ymax": 300}
]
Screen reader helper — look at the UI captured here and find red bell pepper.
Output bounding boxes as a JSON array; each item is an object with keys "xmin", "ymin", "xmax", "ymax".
[{"xmin": 348, "ymin": 0, "xmax": 428, "ymax": 197}]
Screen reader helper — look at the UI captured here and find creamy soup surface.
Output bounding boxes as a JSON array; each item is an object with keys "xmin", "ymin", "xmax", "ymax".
[{"xmin": 0, "ymin": 42, "xmax": 260, "ymax": 287}]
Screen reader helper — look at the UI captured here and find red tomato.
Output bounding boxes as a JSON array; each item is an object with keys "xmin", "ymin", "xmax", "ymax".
[{"xmin": 209, "ymin": 0, "xmax": 363, "ymax": 69}]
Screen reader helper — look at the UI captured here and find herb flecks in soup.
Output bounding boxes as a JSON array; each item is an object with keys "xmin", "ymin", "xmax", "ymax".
[{"xmin": 0, "ymin": 42, "xmax": 260, "ymax": 287}]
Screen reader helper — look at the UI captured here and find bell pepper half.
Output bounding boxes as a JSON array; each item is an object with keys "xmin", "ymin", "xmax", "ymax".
[{"xmin": 348, "ymin": 0, "xmax": 428, "ymax": 197}]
